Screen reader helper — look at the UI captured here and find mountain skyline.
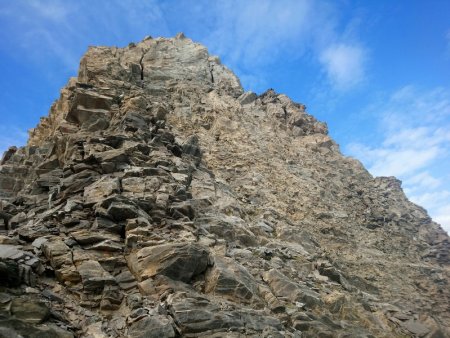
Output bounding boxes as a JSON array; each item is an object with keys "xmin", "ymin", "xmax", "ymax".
[{"xmin": 0, "ymin": 0, "xmax": 449, "ymax": 232}]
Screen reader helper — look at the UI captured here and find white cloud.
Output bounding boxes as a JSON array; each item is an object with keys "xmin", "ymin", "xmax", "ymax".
[
  {"xmin": 319, "ymin": 44, "xmax": 366, "ymax": 90},
  {"xmin": 184, "ymin": 0, "xmax": 367, "ymax": 92},
  {"xmin": 0, "ymin": 0, "xmax": 168, "ymax": 71},
  {"xmin": 409, "ymin": 190, "xmax": 450, "ymax": 209},
  {"xmin": 371, "ymin": 146, "xmax": 439, "ymax": 177},
  {"xmin": 406, "ymin": 172, "xmax": 441, "ymax": 190},
  {"xmin": 411, "ymin": 193, "xmax": 450, "ymax": 234},
  {"xmin": 0, "ymin": 126, "xmax": 28, "ymax": 155},
  {"xmin": 27, "ymin": 0, "xmax": 70, "ymax": 22},
  {"xmin": 203, "ymin": 0, "xmax": 314, "ymax": 68},
  {"xmin": 346, "ymin": 86, "xmax": 450, "ymax": 233},
  {"xmin": 434, "ymin": 204, "xmax": 450, "ymax": 232}
]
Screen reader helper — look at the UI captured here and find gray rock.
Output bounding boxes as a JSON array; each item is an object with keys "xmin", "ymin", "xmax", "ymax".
[
  {"xmin": 263, "ymin": 269, "xmax": 322, "ymax": 308},
  {"xmin": 205, "ymin": 256, "xmax": 262, "ymax": 306},
  {"xmin": 127, "ymin": 316, "xmax": 175, "ymax": 338},
  {"xmin": 71, "ymin": 229, "xmax": 121, "ymax": 245},
  {"xmin": 0, "ymin": 318, "xmax": 74, "ymax": 338},
  {"xmin": 10, "ymin": 298, "xmax": 50, "ymax": 324},
  {"xmin": 238, "ymin": 91, "xmax": 257, "ymax": 105},
  {"xmin": 0, "ymin": 146, "xmax": 17, "ymax": 165},
  {"xmin": 402, "ymin": 320, "xmax": 430, "ymax": 337},
  {"xmin": 166, "ymin": 291, "xmax": 281, "ymax": 335},
  {"xmin": 83, "ymin": 175, "xmax": 121, "ymax": 204},
  {"xmin": 128, "ymin": 242, "xmax": 211, "ymax": 282},
  {"xmin": 77, "ymin": 260, "xmax": 115, "ymax": 293}
]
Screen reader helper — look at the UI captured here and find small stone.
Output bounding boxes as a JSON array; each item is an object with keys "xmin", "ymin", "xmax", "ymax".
[{"xmin": 25, "ymin": 287, "xmax": 39, "ymax": 294}]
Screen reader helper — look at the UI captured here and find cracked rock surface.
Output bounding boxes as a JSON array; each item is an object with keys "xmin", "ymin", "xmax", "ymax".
[{"xmin": 0, "ymin": 34, "xmax": 449, "ymax": 337}]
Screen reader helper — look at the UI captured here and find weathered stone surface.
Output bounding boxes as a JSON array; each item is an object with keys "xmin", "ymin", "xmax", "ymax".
[
  {"xmin": 0, "ymin": 146, "xmax": 17, "ymax": 165},
  {"xmin": 77, "ymin": 260, "xmax": 115, "ymax": 293},
  {"xmin": 10, "ymin": 298, "xmax": 50, "ymax": 324},
  {"xmin": 401, "ymin": 320, "xmax": 430, "ymax": 337},
  {"xmin": 127, "ymin": 316, "xmax": 175, "ymax": 338},
  {"xmin": 0, "ymin": 318, "xmax": 74, "ymax": 338},
  {"xmin": 128, "ymin": 243, "xmax": 211, "ymax": 282},
  {"xmin": 263, "ymin": 269, "xmax": 322, "ymax": 308},
  {"xmin": 205, "ymin": 256, "xmax": 262, "ymax": 306},
  {"xmin": 42, "ymin": 239, "xmax": 80, "ymax": 283},
  {"xmin": 83, "ymin": 175, "xmax": 120, "ymax": 204},
  {"xmin": 42, "ymin": 240, "xmax": 71, "ymax": 269},
  {"xmin": 167, "ymin": 291, "xmax": 281, "ymax": 335}
]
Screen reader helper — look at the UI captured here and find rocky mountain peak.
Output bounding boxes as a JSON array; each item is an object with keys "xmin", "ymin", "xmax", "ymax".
[{"xmin": 0, "ymin": 35, "xmax": 449, "ymax": 337}]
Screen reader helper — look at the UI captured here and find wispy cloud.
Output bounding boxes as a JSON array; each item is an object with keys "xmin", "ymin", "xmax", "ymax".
[
  {"xmin": 346, "ymin": 86, "xmax": 450, "ymax": 233},
  {"xmin": 319, "ymin": 43, "xmax": 367, "ymax": 90},
  {"xmin": 172, "ymin": 0, "xmax": 368, "ymax": 93},
  {"xmin": 0, "ymin": 126, "xmax": 28, "ymax": 155},
  {"xmin": 349, "ymin": 141, "xmax": 440, "ymax": 178},
  {"xmin": 434, "ymin": 204, "xmax": 450, "ymax": 228},
  {"xmin": 0, "ymin": 0, "xmax": 168, "ymax": 71},
  {"xmin": 202, "ymin": 0, "xmax": 314, "ymax": 68},
  {"xmin": 27, "ymin": 0, "xmax": 70, "ymax": 22},
  {"xmin": 406, "ymin": 172, "xmax": 441, "ymax": 190}
]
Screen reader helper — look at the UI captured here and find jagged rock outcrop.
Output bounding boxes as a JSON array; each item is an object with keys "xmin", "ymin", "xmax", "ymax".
[{"xmin": 0, "ymin": 34, "xmax": 449, "ymax": 337}]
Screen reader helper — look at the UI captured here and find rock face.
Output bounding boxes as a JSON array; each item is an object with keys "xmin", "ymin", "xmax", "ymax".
[{"xmin": 0, "ymin": 34, "xmax": 449, "ymax": 337}]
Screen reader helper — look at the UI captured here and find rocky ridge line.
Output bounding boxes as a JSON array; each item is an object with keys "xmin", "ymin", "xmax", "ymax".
[{"xmin": 0, "ymin": 33, "xmax": 449, "ymax": 337}]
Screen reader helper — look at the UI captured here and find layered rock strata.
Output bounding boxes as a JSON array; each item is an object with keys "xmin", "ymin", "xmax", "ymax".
[{"xmin": 0, "ymin": 34, "xmax": 449, "ymax": 337}]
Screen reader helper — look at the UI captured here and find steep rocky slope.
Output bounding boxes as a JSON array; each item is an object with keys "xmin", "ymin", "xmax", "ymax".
[{"xmin": 0, "ymin": 34, "xmax": 449, "ymax": 338}]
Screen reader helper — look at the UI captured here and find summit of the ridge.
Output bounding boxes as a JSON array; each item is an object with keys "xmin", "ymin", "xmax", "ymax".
[{"xmin": 79, "ymin": 33, "xmax": 243, "ymax": 96}]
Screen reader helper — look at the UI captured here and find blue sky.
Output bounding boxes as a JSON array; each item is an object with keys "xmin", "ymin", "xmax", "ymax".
[{"xmin": 0, "ymin": 0, "xmax": 449, "ymax": 233}]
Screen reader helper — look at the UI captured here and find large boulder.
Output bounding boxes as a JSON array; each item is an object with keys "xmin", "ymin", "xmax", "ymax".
[
  {"xmin": 127, "ymin": 242, "xmax": 211, "ymax": 283},
  {"xmin": 205, "ymin": 256, "xmax": 263, "ymax": 306}
]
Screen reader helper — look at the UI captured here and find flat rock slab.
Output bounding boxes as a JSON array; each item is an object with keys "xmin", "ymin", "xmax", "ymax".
[{"xmin": 0, "ymin": 245, "xmax": 26, "ymax": 260}]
